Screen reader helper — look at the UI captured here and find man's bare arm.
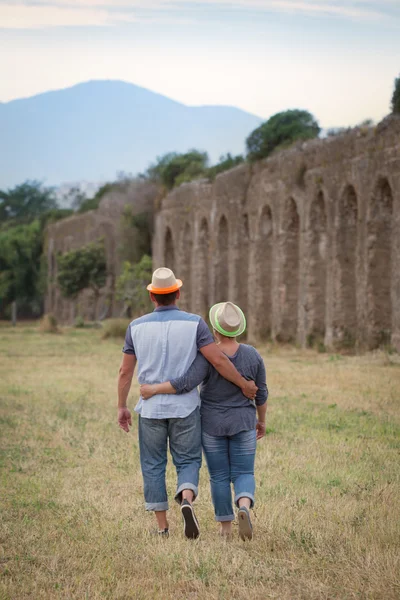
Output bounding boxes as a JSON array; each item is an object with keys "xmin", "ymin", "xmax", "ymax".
[
  {"xmin": 200, "ymin": 343, "xmax": 257, "ymax": 399},
  {"xmin": 118, "ymin": 353, "xmax": 137, "ymax": 407},
  {"xmin": 117, "ymin": 353, "xmax": 137, "ymax": 432}
]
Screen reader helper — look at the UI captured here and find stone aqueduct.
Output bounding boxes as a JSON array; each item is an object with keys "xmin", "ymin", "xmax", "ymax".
[
  {"xmin": 45, "ymin": 117, "xmax": 400, "ymax": 352},
  {"xmin": 153, "ymin": 117, "xmax": 400, "ymax": 351}
]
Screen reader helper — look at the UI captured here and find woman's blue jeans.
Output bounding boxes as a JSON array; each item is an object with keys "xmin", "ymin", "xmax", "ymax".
[{"xmin": 202, "ymin": 428, "xmax": 256, "ymax": 522}]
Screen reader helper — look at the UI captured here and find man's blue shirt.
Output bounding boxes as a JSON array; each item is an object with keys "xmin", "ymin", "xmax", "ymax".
[{"xmin": 123, "ymin": 305, "xmax": 214, "ymax": 419}]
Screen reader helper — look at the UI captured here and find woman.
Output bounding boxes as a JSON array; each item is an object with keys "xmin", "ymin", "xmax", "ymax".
[{"xmin": 140, "ymin": 301, "xmax": 268, "ymax": 540}]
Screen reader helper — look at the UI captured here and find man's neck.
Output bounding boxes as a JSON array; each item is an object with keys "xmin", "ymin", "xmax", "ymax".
[{"xmin": 155, "ymin": 303, "xmax": 177, "ymax": 309}]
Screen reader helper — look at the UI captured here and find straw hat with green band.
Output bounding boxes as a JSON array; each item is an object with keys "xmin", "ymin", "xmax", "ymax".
[{"xmin": 209, "ymin": 302, "xmax": 246, "ymax": 338}]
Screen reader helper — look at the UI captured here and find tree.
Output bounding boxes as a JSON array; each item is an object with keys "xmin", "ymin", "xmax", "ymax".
[
  {"xmin": 39, "ymin": 208, "xmax": 74, "ymax": 227},
  {"xmin": 0, "ymin": 220, "xmax": 43, "ymax": 322},
  {"xmin": 61, "ymin": 185, "xmax": 103, "ymax": 214},
  {"xmin": 143, "ymin": 150, "xmax": 245, "ymax": 189},
  {"xmin": 0, "ymin": 179, "xmax": 74, "ymax": 322},
  {"xmin": 205, "ymin": 153, "xmax": 244, "ymax": 180},
  {"xmin": 246, "ymin": 109, "xmax": 320, "ymax": 162},
  {"xmin": 143, "ymin": 152, "xmax": 178, "ymax": 184},
  {"xmin": 116, "ymin": 255, "xmax": 153, "ymax": 317},
  {"xmin": 64, "ymin": 186, "xmax": 88, "ymax": 211},
  {"xmin": 144, "ymin": 150, "xmax": 209, "ymax": 190},
  {"xmin": 0, "ymin": 181, "xmax": 57, "ymax": 225},
  {"xmin": 391, "ymin": 75, "xmax": 400, "ymax": 114},
  {"xmin": 60, "ymin": 181, "xmax": 125, "ymax": 215},
  {"xmin": 57, "ymin": 240, "xmax": 107, "ymax": 319}
]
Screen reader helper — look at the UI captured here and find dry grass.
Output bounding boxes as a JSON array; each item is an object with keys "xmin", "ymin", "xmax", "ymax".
[{"xmin": 0, "ymin": 325, "xmax": 399, "ymax": 600}]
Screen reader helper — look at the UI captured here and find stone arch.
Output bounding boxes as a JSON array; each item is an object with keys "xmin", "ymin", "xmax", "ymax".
[
  {"xmin": 164, "ymin": 227, "xmax": 175, "ymax": 272},
  {"xmin": 236, "ymin": 213, "xmax": 249, "ymax": 317},
  {"xmin": 180, "ymin": 222, "xmax": 193, "ymax": 310},
  {"xmin": 335, "ymin": 184, "xmax": 358, "ymax": 345},
  {"xmin": 50, "ymin": 250, "xmax": 56, "ymax": 279},
  {"xmin": 198, "ymin": 218, "xmax": 210, "ymax": 318},
  {"xmin": 367, "ymin": 177, "xmax": 393, "ymax": 347},
  {"xmin": 279, "ymin": 197, "xmax": 300, "ymax": 342},
  {"xmin": 255, "ymin": 205, "xmax": 274, "ymax": 339},
  {"xmin": 306, "ymin": 191, "xmax": 328, "ymax": 343},
  {"xmin": 215, "ymin": 215, "xmax": 229, "ymax": 303}
]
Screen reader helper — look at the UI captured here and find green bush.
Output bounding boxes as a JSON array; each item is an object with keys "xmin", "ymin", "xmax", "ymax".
[
  {"xmin": 391, "ymin": 75, "xmax": 400, "ymax": 114},
  {"xmin": 39, "ymin": 313, "xmax": 59, "ymax": 334},
  {"xmin": 74, "ymin": 315, "xmax": 85, "ymax": 328},
  {"xmin": 101, "ymin": 319, "xmax": 130, "ymax": 340},
  {"xmin": 116, "ymin": 255, "xmax": 153, "ymax": 317},
  {"xmin": 204, "ymin": 153, "xmax": 244, "ymax": 181},
  {"xmin": 57, "ymin": 240, "xmax": 107, "ymax": 301},
  {"xmin": 246, "ymin": 109, "xmax": 320, "ymax": 162},
  {"xmin": 144, "ymin": 150, "xmax": 208, "ymax": 190}
]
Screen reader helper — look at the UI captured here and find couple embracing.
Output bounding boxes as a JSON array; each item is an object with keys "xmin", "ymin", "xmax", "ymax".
[{"xmin": 117, "ymin": 268, "xmax": 268, "ymax": 540}]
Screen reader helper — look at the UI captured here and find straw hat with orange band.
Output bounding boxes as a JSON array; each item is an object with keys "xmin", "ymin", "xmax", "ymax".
[{"xmin": 147, "ymin": 267, "xmax": 183, "ymax": 294}]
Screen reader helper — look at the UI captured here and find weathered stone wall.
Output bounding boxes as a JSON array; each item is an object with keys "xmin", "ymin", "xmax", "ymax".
[
  {"xmin": 153, "ymin": 117, "xmax": 400, "ymax": 351},
  {"xmin": 45, "ymin": 180, "xmax": 158, "ymax": 322}
]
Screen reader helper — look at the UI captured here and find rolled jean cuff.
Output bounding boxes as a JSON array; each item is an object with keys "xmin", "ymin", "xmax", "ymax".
[
  {"xmin": 145, "ymin": 501, "xmax": 169, "ymax": 512},
  {"xmin": 174, "ymin": 483, "xmax": 198, "ymax": 504},
  {"xmin": 215, "ymin": 513, "xmax": 235, "ymax": 522},
  {"xmin": 235, "ymin": 493, "xmax": 255, "ymax": 509}
]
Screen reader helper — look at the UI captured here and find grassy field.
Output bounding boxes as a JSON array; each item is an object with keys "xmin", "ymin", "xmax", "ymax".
[{"xmin": 0, "ymin": 323, "xmax": 399, "ymax": 600}]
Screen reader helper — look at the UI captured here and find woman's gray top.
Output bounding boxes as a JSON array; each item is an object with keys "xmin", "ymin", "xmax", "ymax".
[{"xmin": 170, "ymin": 344, "xmax": 268, "ymax": 437}]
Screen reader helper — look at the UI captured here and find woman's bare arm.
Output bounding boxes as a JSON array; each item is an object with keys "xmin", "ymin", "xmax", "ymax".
[
  {"xmin": 141, "ymin": 353, "xmax": 210, "ymax": 400},
  {"xmin": 256, "ymin": 403, "xmax": 267, "ymax": 440},
  {"xmin": 140, "ymin": 382, "xmax": 176, "ymax": 399}
]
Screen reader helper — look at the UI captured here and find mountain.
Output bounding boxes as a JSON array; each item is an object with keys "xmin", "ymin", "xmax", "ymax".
[{"xmin": 0, "ymin": 80, "xmax": 262, "ymax": 188}]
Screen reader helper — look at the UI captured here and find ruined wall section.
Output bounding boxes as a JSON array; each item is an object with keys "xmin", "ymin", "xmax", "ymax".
[
  {"xmin": 153, "ymin": 117, "xmax": 400, "ymax": 352},
  {"xmin": 46, "ymin": 180, "xmax": 158, "ymax": 322}
]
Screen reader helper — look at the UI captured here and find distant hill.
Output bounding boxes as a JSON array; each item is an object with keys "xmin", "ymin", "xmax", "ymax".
[{"xmin": 0, "ymin": 80, "xmax": 262, "ymax": 188}]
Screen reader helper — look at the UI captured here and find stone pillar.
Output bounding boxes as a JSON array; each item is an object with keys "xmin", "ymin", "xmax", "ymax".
[
  {"xmin": 303, "ymin": 190, "xmax": 328, "ymax": 348},
  {"xmin": 247, "ymin": 214, "xmax": 258, "ymax": 343},
  {"xmin": 276, "ymin": 197, "xmax": 300, "ymax": 343},
  {"xmin": 164, "ymin": 227, "xmax": 175, "ymax": 273},
  {"xmin": 193, "ymin": 217, "xmax": 211, "ymax": 320},
  {"xmin": 214, "ymin": 215, "xmax": 229, "ymax": 304},
  {"xmin": 365, "ymin": 178, "xmax": 394, "ymax": 349},
  {"xmin": 331, "ymin": 184, "xmax": 359, "ymax": 350},
  {"xmin": 324, "ymin": 189, "xmax": 335, "ymax": 350},
  {"xmin": 248, "ymin": 205, "xmax": 274, "ymax": 342},
  {"xmin": 178, "ymin": 222, "xmax": 193, "ymax": 312}
]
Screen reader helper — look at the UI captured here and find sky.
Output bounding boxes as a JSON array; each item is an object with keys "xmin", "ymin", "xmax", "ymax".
[{"xmin": 1, "ymin": 1, "xmax": 400, "ymax": 127}]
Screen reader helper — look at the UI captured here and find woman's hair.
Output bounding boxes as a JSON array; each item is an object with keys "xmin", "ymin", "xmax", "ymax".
[{"xmin": 213, "ymin": 329, "xmax": 236, "ymax": 341}]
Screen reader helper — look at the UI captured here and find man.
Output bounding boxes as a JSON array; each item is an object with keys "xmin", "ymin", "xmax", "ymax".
[{"xmin": 117, "ymin": 267, "xmax": 257, "ymax": 539}]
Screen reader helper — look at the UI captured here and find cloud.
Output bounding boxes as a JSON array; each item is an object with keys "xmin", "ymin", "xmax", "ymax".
[
  {"xmin": 175, "ymin": 0, "xmax": 399, "ymax": 21},
  {"xmin": 0, "ymin": 3, "xmax": 136, "ymax": 28},
  {"xmin": 0, "ymin": 0, "xmax": 398, "ymax": 30}
]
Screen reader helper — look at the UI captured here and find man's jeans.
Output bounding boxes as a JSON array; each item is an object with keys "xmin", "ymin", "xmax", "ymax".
[
  {"xmin": 138, "ymin": 407, "xmax": 202, "ymax": 511},
  {"xmin": 202, "ymin": 428, "xmax": 256, "ymax": 522}
]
